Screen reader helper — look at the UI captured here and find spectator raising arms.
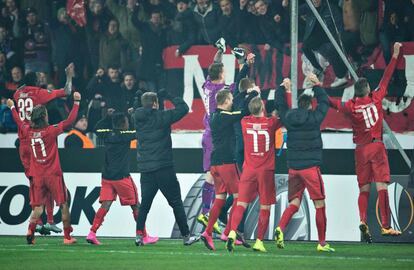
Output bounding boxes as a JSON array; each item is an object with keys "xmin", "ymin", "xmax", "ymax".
[
  {"xmin": 51, "ymin": 7, "xmax": 86, "ymax": 88},
  {"xmin": 105, "ymin": 0, "xmax": 146, "ymax": 73},
  {"xmin": 132, "ymin": 8, "xmax": 166, "ymax": 92},
  {"xmin": 85, "ymin": 0, "xmax": 113, "ymax": 74}
]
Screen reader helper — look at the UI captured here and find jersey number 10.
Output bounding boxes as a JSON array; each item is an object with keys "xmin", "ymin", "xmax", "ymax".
[
  {"xmin": 356, "ymin": 104, "xmax": 379, "ymax": 129},
  {"xmin": 246, "ymin": 129, "xmax": 270, "ymax": 153}
]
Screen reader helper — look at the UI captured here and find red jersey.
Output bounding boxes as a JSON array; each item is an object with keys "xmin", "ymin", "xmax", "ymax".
[
  {"xmin": 241, "ymin": 115, "xmax": 283, "ymax": 170},
  {"xmin": 13, "ymin": 86, "xmax": 66, "ymax": 144},
  {"xmin": 329, "ymin": 57, "xmax": 397, "ymax": 145},
  {"xmin": 11, "ymin": 103, "xmax": 79, "ymax": 177}
]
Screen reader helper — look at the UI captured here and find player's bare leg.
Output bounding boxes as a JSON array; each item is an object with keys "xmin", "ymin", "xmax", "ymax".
[
  {"xmin": 313, "ymin": 200, "xmax": 334, "ymax": 252},
  {"xmin": 253, "ymin": 205, "xmax": 271, "ymax": 252},
  {"xmin": 44, "ymin": 194, "xmax": 62, "ymax": 233},
  {"xmin": 87, "ymin": 201, "xmax": 112, "ymax": 245},
  {"xmin": 376, "ymin": 182, "xmax": 402, "ymax": 236},
  {"xmin": 61, "ymin": 202, "xmax": 76, "ymax": 244},
  {"xmin": 27, "ymin": 205, "xmax": 44, "ymax": 244},
  {"xmin": 275, "ymin": 197, "xmax": 301, "ymax": 249},
  {"xmin": 358, "ymin": 184, "xmax": 373, "ymax": 243},
  {"xmin": 131, "ymin": 204, "xmax": 159, "ymax": 245}
]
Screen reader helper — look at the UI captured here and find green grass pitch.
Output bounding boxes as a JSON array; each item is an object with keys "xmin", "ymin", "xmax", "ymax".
[{"xmin": 0, "ymin": 236, "xmax": 413, "ymax": 269}]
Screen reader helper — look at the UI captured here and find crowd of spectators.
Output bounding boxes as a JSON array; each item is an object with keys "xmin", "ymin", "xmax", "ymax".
[{"xmin": 0, "ymin": 0, "xmax": 413, "ymax": 134}]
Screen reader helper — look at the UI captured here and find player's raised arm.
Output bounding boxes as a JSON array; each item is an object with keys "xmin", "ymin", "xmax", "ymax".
[
  {"xmin": 240, "ymin": 87, "xmax": 260, "ymax": 116},
  {"xmin": 233, "ymin": 52, "xmax": 255, "ymax": 95},
  {"xmin": 7, "ymin": 99, "xmax": 26, "ymax": 131},
  {"xmin": 274, "ymin": 78, "xmax": 291, "ymax": 123},
  {"xmin": 305, "ymin": 73, "xmax": 329, "ymax": 124},
  {"xmin": 312, "ymin": 86, "xmax": 329, "ymax": 124},
  {"xmin": 58, "ymin": 92, "xmax": 81, "ymax": 132},
  {"xmin": 374, "ymin": 42, "xmax": 402, "ymax": 101},
  {"xmin": 213, "ymin": 38, "xmax": 226, "ymax": 64},
  {"xmin": 63, "ymin": 63, "xmax": 75, "ymax": 95},
  {"xmin": 161, "ymin": 91, "xmax": 189, "ymax": 125},
  {"xmin": 34, "ymin": 63, "xmax": 75, "ymax": 104}
]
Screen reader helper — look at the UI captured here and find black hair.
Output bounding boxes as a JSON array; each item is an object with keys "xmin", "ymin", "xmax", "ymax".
[
  {"xmin": 298, "ymin": 94, "xmax": 312, "ymax": 110},
  {"xmin": 23, "ymin": 72, "xmax": 38, "ymax": 86},
  {"xmin": 112, "ymin": 112, "xmax": 128, "ymax": 129}
]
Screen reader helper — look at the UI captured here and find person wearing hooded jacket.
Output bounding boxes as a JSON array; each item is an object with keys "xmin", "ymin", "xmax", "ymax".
[
  {"xmin": 274, "ymin": 74, "xmax": 335, "ymax": 252},
  {"xmin": 134, "ymin": 90, "xmax": 199, "ymax": 246}
]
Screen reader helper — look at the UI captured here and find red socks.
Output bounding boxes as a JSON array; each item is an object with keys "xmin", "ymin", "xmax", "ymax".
[
  {"xmin": 278, "ymin": 204, "xmax": 299, "ymax": 231},
  {"xmin": 257, "ymin": 209, "xmax": 270, "ymax": 240},
  {"xmin": 315, "ymin": 207, "xmax": 327, "ymax": 246},
  {"xmin": 358, "ymin": 192, "xmax": 369, "ymax": 223},
  {"xmin": 378, "ymin": 190, "xmax": 390, "ymax": 228},
  {"xmin": 224, "ymin": 198, "xmax": 239, "ymax": 235},
  {"xmin": 206, "ymin": 198, "xmax": 225, "ymax": 235},
  {"xmin": 229, "ymin": 204, "xmax": 246, "ymax": 232},
  {"xmin": 46, "ymin": 197, "xmax": 54, "ymax": 224},
  {"xmin": 28, "ymin": 222, "xmax": 36, "ymax": 235},
  {"xmin": 91, "ymin": 208, "xmax": 108, "ymax": 233},
  {"xmin": 64, "ymin": 226, "xmax": 73, "ymax": 240}
]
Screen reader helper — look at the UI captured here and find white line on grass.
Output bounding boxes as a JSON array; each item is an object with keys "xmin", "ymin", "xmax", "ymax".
[{"xmin": 0, "ymin": 247, "xmax": 412, "ymax": 263}]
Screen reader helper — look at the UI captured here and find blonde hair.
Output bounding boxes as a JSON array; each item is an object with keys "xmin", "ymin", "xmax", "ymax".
[{"xmin": 248, "ymin": 97, "xmax": 263, "ymax": 116}]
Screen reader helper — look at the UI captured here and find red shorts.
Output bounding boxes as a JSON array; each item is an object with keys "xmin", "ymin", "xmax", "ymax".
[
  {"xmin": 210, "ymin": 164, "xmax": 239, "ymax": 195},
  {"xmin": 19, "ymin": 143, "xmax": 31, "ymax": 178},
  {"xmin": 288, "ymin": 166, "xmax": 325, "ymax": 201},
  {"xmin": 238, "ymin": 168, "xmax": 276, "ymax": 205},
  {"xmin": 28, "ymin": 179, "xmax": 53, "ymax": 208},
  {"xmin": 100, "ymin": 176, "xmax": 139, "ymax": 206},
  {"xmin": 355, "ymin": 142, "xmax": 390, "ymax": 188},
  {"xmin": 31, "ymin": 175, "xmax": 68, "ymax": 206}
]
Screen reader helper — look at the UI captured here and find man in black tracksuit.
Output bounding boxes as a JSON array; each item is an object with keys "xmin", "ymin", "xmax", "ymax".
[
  {"xmin": 86, "ymin": 112, "xmax": 158, "ymax": 245},
  {"xmin": 274, "ymin": 75, "xmax": 335, "ymax": 252},
  {"xmin": 134, "ymin": 91, "xmax": 199, "ymax": 246}
]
